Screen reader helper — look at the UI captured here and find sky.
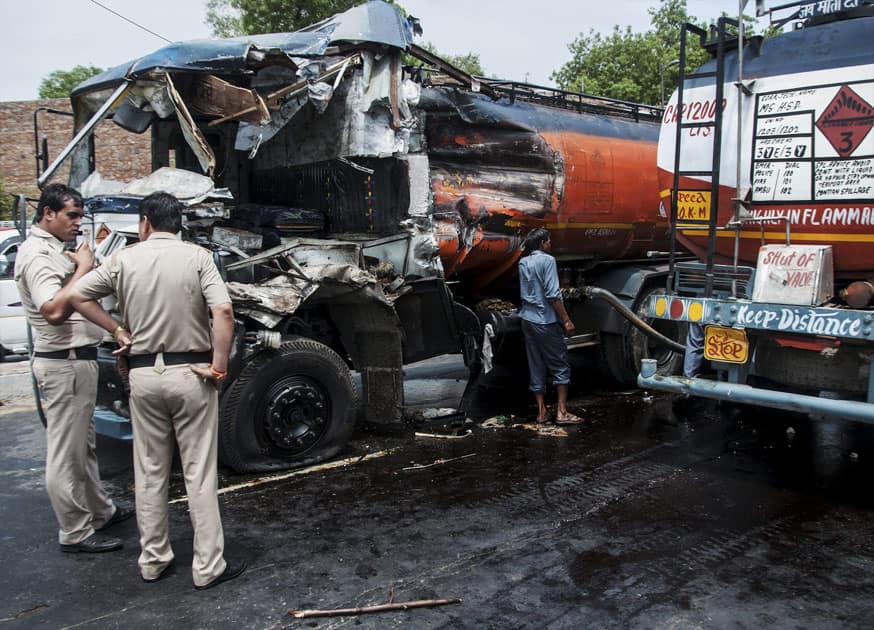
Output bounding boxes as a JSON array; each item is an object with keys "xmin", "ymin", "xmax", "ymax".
[{"xmin": 2, "ymin": 0, "xmax": 748, "ymax": 103}]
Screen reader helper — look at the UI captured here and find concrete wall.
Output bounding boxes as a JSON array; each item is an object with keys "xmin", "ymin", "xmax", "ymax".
[{"xmin": 0, "ymin": 98, "xmax": 152, "ymax": 202}]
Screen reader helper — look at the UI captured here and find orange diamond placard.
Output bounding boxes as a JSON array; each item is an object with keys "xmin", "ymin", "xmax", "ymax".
[{"xmin": 815, "ymin": 85, "xmax": 874, "ymax": 157}]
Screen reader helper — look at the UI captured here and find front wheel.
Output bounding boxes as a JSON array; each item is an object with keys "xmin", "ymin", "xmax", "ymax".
[{"xmin": 219, "ymin": 337, "xmax": 357, "ymax": 473}]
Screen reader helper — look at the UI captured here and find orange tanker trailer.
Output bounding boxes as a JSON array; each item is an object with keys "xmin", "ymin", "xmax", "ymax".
[
  {"xmin": 419, "ymin": 87, "xmax": 669, "ymax": 295},
  {"xmin": 414, "ymin": 85, "xmax": 688, "ymax": 386}
]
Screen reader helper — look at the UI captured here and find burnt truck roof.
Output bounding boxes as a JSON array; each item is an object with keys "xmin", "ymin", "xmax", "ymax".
[{"xmin": 71, "ymin": 0, "xmax": 416, "ymax": 98}]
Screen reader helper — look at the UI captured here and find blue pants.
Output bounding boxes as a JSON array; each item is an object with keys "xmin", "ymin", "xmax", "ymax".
[
  {"xmin": 684, "ymin": 323, "xmax": 705, "ymax": 378},
  {"xmin": 521, "ymin": 319, "xmax": 570, "ymax": 393}
]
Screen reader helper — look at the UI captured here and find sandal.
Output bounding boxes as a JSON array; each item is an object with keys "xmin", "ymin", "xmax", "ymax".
[{"xmin": 556, "ymin": 411, "xmax": 585, "ymax": 425}]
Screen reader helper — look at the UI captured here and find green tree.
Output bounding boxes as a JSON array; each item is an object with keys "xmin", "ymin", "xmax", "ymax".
[
  {"xmin": 205, "ymin": 0, "xmax": 244, "ymax": 37},
  {"xmin": 551, "ymin": 0, "xmax": 715, "ymax": 105},
  {"xmin": 438, "ymin": 51, "xmax": 485, "ymax": 76},
  {"xmin": 38, "ymin": 65, "xmax": 104, "ymax": 99},
  {"xmin": 206, "ymin": 0, "xmax": 370, "ymax": 36}
]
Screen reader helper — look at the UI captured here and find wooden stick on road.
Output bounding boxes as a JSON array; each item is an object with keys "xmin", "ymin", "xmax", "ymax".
[{"xmin": 288, "ymin": 597, "xmax": 462, "ymax": 619}]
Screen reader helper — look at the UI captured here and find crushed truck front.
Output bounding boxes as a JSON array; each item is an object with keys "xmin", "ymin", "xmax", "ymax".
[{"xmin": 43, "ymin": 1, "xmax": 685, "ymax": 471}]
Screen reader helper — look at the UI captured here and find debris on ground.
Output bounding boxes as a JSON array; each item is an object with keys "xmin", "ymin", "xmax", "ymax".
[
  {"xmin": 480, "ymin": 415, "xmax": 571, "ymax": 436},
  {"xmin": 414, "ymin": 430, "xmax": 473, "ymax": 440},
  {"xmin": 513, "ymin": 423, "xmax": 570, "ymax": 437},
  {"xmin": 421, "ymin": 407, "xmax": 461, "ymax": 419},
  {"xmin": 289, "ymin": 596, "xmax": 463, "ymax": 618},
  {"xmin": 169, "ymin": 450, "xmax": 395, "ymax": 503},
  {"xmin": 402, "ymin": 453, "xmax": 476, "ymax": 471},
  {"xmin": 481, "ymin": 415, "xmax": 514, "ymax": 428}
]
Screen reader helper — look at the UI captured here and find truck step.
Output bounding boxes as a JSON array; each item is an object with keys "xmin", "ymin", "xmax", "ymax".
[{"xmin": 93, "ymin": 410, "xmax": 133, "ymax": 441}]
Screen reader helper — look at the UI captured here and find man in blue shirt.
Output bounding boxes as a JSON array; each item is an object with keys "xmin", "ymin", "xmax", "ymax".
[{"xmin": 518, "ymin": 228, "xmax": 583, "ymax": 425}]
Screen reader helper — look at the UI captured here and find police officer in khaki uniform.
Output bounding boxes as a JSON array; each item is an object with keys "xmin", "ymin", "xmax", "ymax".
[
  {"xmin": 71, "ymin": 191, "xmax": 246, "ymax": 589},
  {"xmin": 15, "ymin": 183, "xmax": 133, "ymax": 553}
]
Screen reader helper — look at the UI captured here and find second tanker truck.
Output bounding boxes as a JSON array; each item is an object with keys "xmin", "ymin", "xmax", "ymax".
[
  {"xmin": 639, "ymin": 0, "xmax": 874, "ymax": 423},
  {"xmin": 36, "ymin": 1, "xmax": 687, "ymax": 471}
]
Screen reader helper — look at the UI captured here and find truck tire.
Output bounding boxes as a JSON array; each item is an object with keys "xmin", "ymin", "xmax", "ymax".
[
  {"xmin": 219, "ymin": 337, "xmax": 357, "ymax": 473},
  {"xmin": 601, "ymin": 286, "xmax": 686, "ymax": 386}
]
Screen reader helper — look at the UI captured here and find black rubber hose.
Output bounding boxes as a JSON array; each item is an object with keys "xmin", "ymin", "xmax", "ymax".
[{"xmin": 583, "ymin": 286, "xmax": 686, "ymax": 353}]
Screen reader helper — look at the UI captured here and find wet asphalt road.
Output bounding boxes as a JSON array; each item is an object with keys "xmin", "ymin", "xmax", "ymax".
[{"xmin": 2, "ymin": 355, "xmax": 874, "ymax": 628}]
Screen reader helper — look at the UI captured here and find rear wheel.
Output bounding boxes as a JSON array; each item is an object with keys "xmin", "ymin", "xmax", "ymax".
[
  {"xmin": 601, "ymin": 285, "xmax": 686, "ymax": 386},
  {"xmin": 219, "ymin": 337, "xmax": 357, "ymax": 473}
]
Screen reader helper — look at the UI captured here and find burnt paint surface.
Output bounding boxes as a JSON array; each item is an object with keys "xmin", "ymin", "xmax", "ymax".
[
  {"xmin": 4, "ymin": 356, "xmax": 874, "ymax": 628},
  {"xmin": 422, "ymin": 89, "xmax": 667, "ymax": 290}
]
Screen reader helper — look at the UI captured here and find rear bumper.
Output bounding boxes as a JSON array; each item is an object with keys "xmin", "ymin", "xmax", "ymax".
[{"xmin": 638, "ymin": 358, "xmax": 874, "ymax": 424}]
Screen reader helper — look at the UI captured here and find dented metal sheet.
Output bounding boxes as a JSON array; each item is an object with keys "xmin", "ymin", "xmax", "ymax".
[
  {"xmin": 306, "ymin": 263, "xmax": 374, "ymax": 287},
  {"xmin": 226, "ymin": 238, "xmax": 361, "ymax": 271},
  {"xmin": 244, "ymin": 58, "xmax": 414, "ymax": 166},
  {"xmin": 71, "ymin": 1, "xmax": 415, "ymax": 99},
  {"xmin": 233, "ymin": 54, "xmax": 361, "ymax": 153},
  {"xmin": 165, "ymin": 74, "xmax": 216, "ymax": 175},
  {"xmin": 227, "ymin": 274, "xmax": 313, "ymax": 315},
  {"xmin": 226, "ymin": 259, "xmax": 378, "ymax": 327}
]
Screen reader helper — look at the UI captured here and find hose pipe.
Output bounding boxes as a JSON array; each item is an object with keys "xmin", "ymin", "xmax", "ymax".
[{"xmin": 582, "ymin": 286, "xmax": 686, "ymax": 353}]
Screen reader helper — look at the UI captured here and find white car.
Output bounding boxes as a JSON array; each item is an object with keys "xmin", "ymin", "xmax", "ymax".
[{"xmin": 0, "ymin": 230, "xmax": 29, "ymax": 360}]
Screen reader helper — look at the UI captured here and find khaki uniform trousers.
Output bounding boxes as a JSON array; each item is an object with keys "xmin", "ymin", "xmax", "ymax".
[
  {"xmin": 33, "ymin": 357, "xmax": 116, "ymax": 545},
  {"xmin": 128, "ymin": 362, "xmax": 226, "ymax": 586}
]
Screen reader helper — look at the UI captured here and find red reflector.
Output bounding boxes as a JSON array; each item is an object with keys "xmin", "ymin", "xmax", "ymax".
[
  {"xmin": 772, "ymin": 334, "xmax": 840, "ymax": 351},
  {"xmin": 669, "ymin": 299, "xmax": 684, "ymax": 319}
]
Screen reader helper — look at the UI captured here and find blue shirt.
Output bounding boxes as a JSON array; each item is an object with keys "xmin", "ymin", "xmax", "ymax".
[{"xmin": 518, "ymin": 249, "xmax": 562, "ymax": 325}]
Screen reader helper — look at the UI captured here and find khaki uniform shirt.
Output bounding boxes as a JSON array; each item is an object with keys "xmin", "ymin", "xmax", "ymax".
[
  {"xmin": 14, "ymin": 226, "xmax": 103, "ymax": 352},
  {"xmin": 75, "ymin": 232, "xmax": 231, "ymax": 355}
]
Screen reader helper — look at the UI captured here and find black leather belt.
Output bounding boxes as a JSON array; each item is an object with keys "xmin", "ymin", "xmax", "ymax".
[
  {"xmin": 127, "ymin": 351, "xmax": 212, "ymax": 370},
  {"xmin": 33, "ymin": 347, "xmax": 98, "ymax": 361}
]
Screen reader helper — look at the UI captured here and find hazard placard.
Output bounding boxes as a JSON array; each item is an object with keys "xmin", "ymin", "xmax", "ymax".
[{"xmin": 815, "ymin": 84, "xmax": 874, "ymax": 158}]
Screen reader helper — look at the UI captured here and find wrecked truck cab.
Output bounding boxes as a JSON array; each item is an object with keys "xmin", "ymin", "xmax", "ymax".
[
  {"xmin": 85, "ymin": 192, "xmax": 448, "ymax": 473},
  {"xmin": 43, "ymin": 1, "xmax": 686, "ymax": 471},
  {"xmin": 47, "ymin": 3, "xmax": 480, "ymax": 473}
]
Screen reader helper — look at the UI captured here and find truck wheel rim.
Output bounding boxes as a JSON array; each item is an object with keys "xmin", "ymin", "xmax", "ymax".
[{"xmin": 262, "ymin": 376, "xmax": 329, "ymax": 454}]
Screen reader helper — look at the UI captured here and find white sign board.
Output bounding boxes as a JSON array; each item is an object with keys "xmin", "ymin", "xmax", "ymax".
[{"xmin": 752, "ymin": 245, "xmax": 834, "ymax": 306}]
